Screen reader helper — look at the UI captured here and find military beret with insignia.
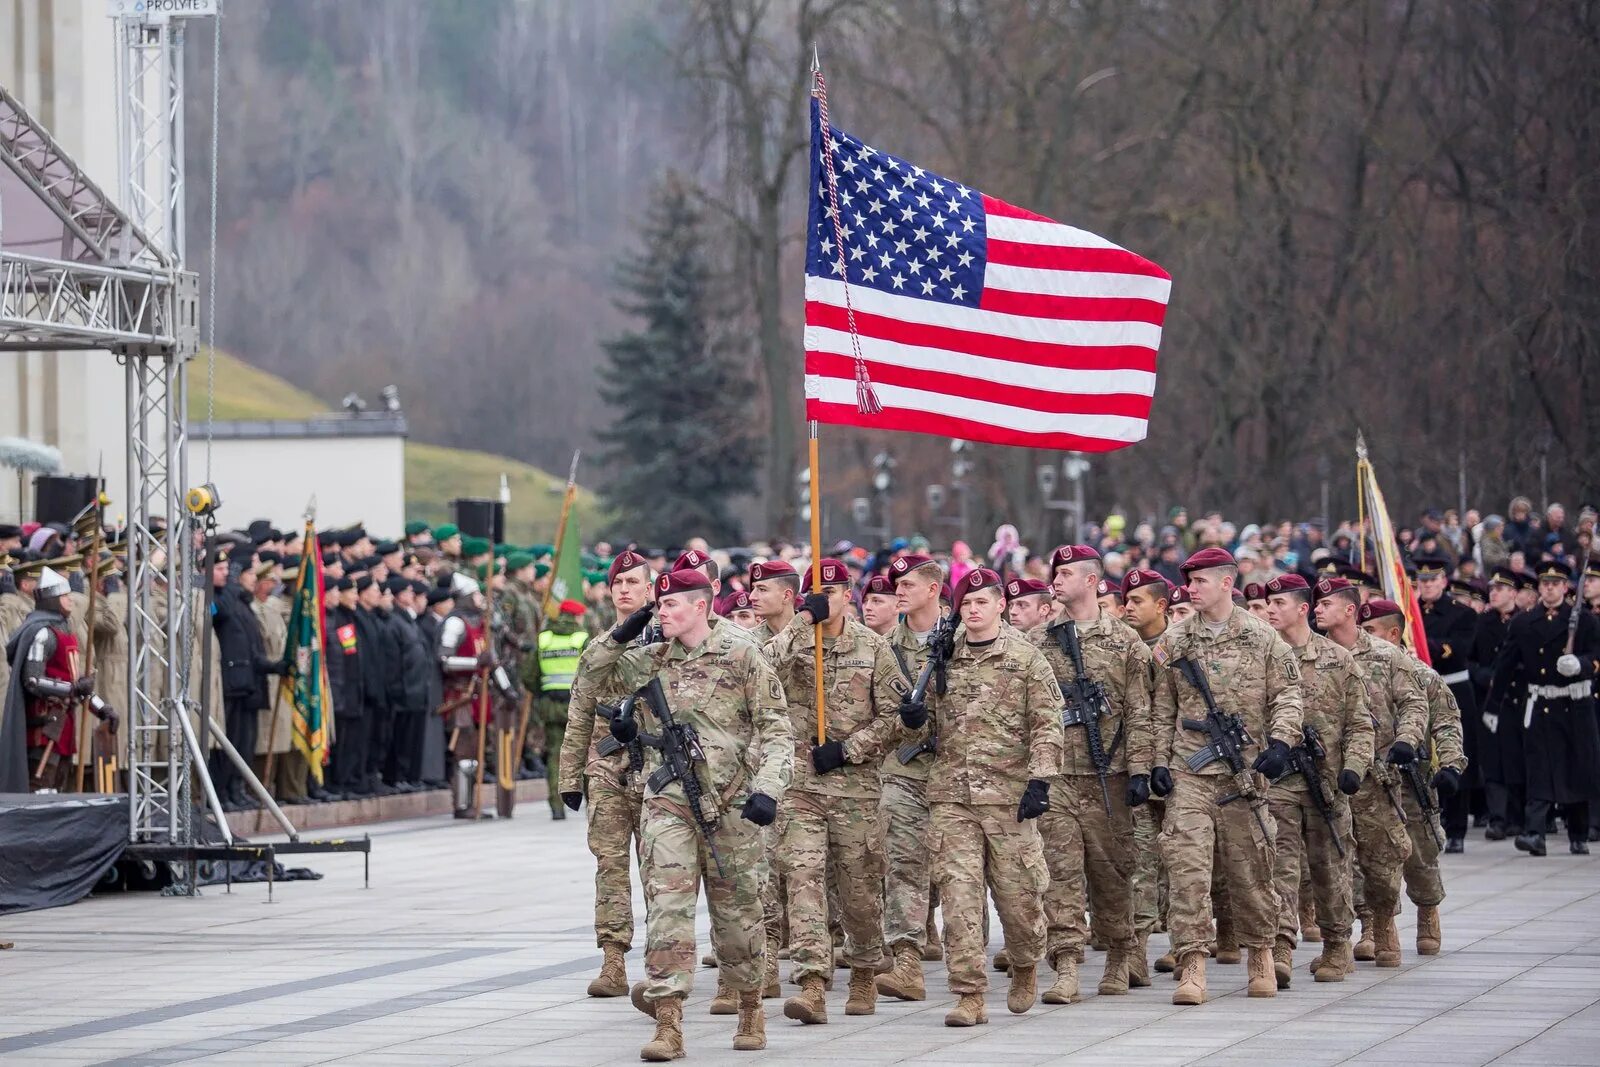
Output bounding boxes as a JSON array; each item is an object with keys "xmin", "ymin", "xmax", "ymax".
[
  {"xmin": 863, "ymin": 574, "xmax": 895, "ymax": 597},
  {"xmin": 719, "ymin": 589, "xmax": 752, "ymax": 614},
  {"xmin": 748, "ymin": 559, "xmax": 797, "ymax": 584},
  {"xmin": 1120, "ymin": 568, "xmax": 1168, "ymax": 596},
  {"xmin": 1167, "ymin": 584, "xmax": 1192, "ymax": 606},
  {"xmin": 1243, "ymin": 582, "xmax": 1266, "ymax": 603},
  {"xmin": 1180, "ymin": 546, "xmax": 1236, "ymax": 574},
  {"xmin": 1007, "ymin": 577, "xmax": 1051, "ymax": 599},
  {"xmin": 1049, "ymin": 544, "xmax": 1101, "ymax": 572},
  {"xmin": 939, "ymin": 581, "xmax": 953, "ymax": 604},
  {"xmin": 1266, "ymin": 573, "xmax": 1309, "ymax": 595},
  {"xmin": 1230, "ymin": 587, "xmax": 1245, "ymax": 602},
  {"xmin": 889, "ymin": 553, "xmax": 935, "ymax": 576},
  {"xmin": 673, "ymin": 549, "xmax": 712, "ymax": 572},
  {"xmin": 1097, "ymin": 578, "xmax": 1122, "ymax": 601},
  {"xmin": 655, "ymin": 569, "xmax": 711, "ymax": 597},
  {"xmin": 953, "ymin": 566, "xmax": 1003, "ymax": 611},
  {"xmin": 1359, "ymin": 598, "xmax": 1404, "ymax": 622},
  {"xmin": 800, "ymin": 557, "xmax": 850, "ymax": 593},
  {"xmin": 1314, "ymin": 575, "xmax": 1353, "ymax": 599},
  {"xmin": 607, "ymin": 550, "xmax": 649, "ymax": 585}
]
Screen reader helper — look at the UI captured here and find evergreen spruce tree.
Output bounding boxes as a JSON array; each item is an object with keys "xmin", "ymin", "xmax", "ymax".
[{"xmin": 599, "ymin": 178, "xmax": 759, "ymax": 544}]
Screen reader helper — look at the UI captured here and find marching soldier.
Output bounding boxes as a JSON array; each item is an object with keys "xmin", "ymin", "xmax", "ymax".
[
  {"xmin": 1031, "ymin": 546, "xmax": 1155, "ymax": 1003},
  {"xmin": 1414, "ymin": 555, "xmax": 1480, "ymax": 852},
  {"xmin": 746, "ymin": 559, "xmax": 800, "ymax": 642},
  {"xmin": 1262, "ymin": 574, "xmax": 1372, "ymax": 986},
  {"xmin": 588, "ymin": 568, "xmax": 792, "ymax": 1059},
  {"xmin": 1119, "ymin": 568, "xmax": 1172, "ymax": 981},
  {"xmin": 859, "ymin": 574, "xmax": 899, "ymax": 638},
  {"xmin": 1006, "ymin": 578, "xmax": 1054, "ymax": 635},
  {"xmin": 1149, "ymin": 547, "xmax": 1303, "ymax": 1005},
  {"xmin": 1475, "ymin": 567, "xmax": 1525, "ymax": 839}
]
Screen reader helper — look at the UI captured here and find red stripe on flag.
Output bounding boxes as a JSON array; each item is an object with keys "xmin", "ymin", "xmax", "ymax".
[
  {"xmin": 804, "ymin": 399, "xmax": 1142, "ymax": 451},
  {"xmin": 805, "ymin": 350, "xmax": 1155, "ymax": 419},
  {"xmin": 984, "ymin": 238, "xmax": 1172, "ymax": 280},
  {"xmin": 978, "ymin": 287, "xmax": 1169, "ymax": 326},
  {"xmin": 804, "ymin": 301, "xmax": 1160, "ymax": 373},
  {"xmin": 980, "ymin": 195, "xmax": 1058, "ymax": 222}
]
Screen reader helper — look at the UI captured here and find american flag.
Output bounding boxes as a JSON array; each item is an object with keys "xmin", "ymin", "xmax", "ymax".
[{"xmin": 804, "ymin": 96, "xmax": 1170, "ymax": 451}]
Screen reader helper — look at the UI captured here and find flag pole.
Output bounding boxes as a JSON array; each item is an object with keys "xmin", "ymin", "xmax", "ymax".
[
  {"xmin": 808, "ymin": 48, "xmax": 828, "ymax": 747},
  {"xmin": 543, "ymin": 450, "xmax": 582, "ymax": 617}
]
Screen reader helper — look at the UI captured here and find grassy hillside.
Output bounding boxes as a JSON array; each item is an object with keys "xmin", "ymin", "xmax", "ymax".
[{"xmin": 190, "ymin": 351, "xmax": 602, "ymax": 544}]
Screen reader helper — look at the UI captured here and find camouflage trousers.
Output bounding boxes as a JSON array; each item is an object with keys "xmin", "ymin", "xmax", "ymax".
[
  {"xmin": 1132, "ymin": 799, "xmax": 1167, "ymax": 935},
  {"xmin": 1400, "ymin": 784, "xmax": 1445, "ymax": 908},
  {"xmin": 544, "ymin": 722, "xmax": 566, "ymax": 815},
  {"xmin": 1268, "ymin": 785, "xmax": 1355, "ymax": 945},
  {"xmin": 880, "ymin": 772, "xmax": 934, "ymax": 953},
  {"xmin": 639, "ymin": 795, "xmax": 768, "ymax": 1001},
  {"xmin": 778, "ymin": 791, "xmax": 887, "ymax": 982},
  {"xmin": 587, "ymin": 770, "xmax": 645, "ymax": 949},
  {"xmin": 1160, "ymin": 770, "xmax": 1279, "ymax": 958},
  {"xmin": 931, "ymin": 801, "xmax": 1049, "ymax": 996},
  {"xmin": 1350, "ymin": 773, "xmax": 1412, "ymax": 924},
  {"xmin": 1039, "ymin": 774, "xmax": 1136, "ymax": 966}
]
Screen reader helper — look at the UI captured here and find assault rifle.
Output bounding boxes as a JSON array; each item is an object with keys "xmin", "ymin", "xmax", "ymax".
[
  {"xmin": 1173, "ymin": 656, "xmax": 1272, "ymax": 839},
  {"xmin": 1400, "ymin": 755, "xmax": 1444, "ymax": 850},
  {"xmin": 1281, "ymin": 725, "xmax": 1344, "ymax": 858},
  {"xmin": 619, "ymin": 676, "xmax": 725, "ymax": 877},
  {"xmin": 895, "ymin": 614, "xmax": 960, "ymax": 765},
  {"xmin": 1054, "ymin": 620, "xmax": 1118, "ymax": 816}
]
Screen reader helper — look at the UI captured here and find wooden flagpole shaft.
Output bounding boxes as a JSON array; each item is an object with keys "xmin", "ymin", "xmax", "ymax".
[
  {"xmin": 809, "ymin": 424, "xmax": 825, "ymax": 746},
  {"xmin": 255, "ymin": 684, "xmax": 285, "ymax": 834}
]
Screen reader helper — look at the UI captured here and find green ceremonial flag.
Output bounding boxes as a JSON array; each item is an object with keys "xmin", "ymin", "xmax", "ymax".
[
  {"xmin": 282, "ymin": 522, "xmax": 333, "ymax": 784},
  {"xmin": 546, "ymin": 507, "xmax": 584, "ymax": 610}
]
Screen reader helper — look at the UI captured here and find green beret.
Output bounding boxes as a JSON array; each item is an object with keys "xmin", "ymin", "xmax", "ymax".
[
  {"xmin": 582, "ymin": 569, "xmax": 607, "ymax": 585},
  {"xmin": 529, "ymin": 543, "xmax": 554, "ymax": 559},
  {"xmin": 462, "ymin": 537, "xmax": 491, "ymax": 558},
  {"xmin": 493, "ymin": 542, "xmax": 512, "ymax": 557},
  {"xmin": 404, "ymin": 521, "xmax": 429, "ymax": 537},
  {"xmin": 434, "ymin": 524, "xmax": 459, "ymax": 541},
  {"xmin": 579, "ymin": 551, "xmax": 600, "ymax": 569},
  {"xmin": 535, "ymin": 562, "xmax": 551, "ymax": 578},
  {"xmin": 506, "ymin": 552, "xmax": 535, "ymax": 573}
]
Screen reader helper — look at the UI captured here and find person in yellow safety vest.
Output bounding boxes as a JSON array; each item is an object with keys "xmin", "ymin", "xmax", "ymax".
[{"xmin": 535, "ymin": 599, "xmax": 590, "ymax": 820}]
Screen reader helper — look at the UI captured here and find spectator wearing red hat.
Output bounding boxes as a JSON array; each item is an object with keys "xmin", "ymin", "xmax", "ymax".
[
  {"xmin": 1034, "ymin": 543, "xmax": 1157, "ymax": 1001},
  {"xmin": 762, "ymin": 557, "xmax": 909, "ymax": 1023},
  {"xmin": 1149, "ymin": 544, "xmax": 1303, "ymax": 1004},
  {"xmin": 584, "ymin": 565, "xmax": 791, "ymax": 1058},
  {"xmin": 1260, "ymin": 572, "xmax": 1374, "ymax": 984},
  {"xmin": 1312, "ymin": 576, "xmax": 1429, "ymax": 967},
  {"xmin": 912, "ymin": 565, "xmax": 1063, "ymax": 1025}
]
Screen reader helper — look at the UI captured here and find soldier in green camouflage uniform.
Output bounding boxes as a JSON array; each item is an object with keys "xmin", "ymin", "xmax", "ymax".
[
  {"xmin": 905, "ymin": 567, "xmax": 1064, "ymax": 1027},
  {"xmin": 1315, "ymin": 581, "xmax": 1427, "ymax": 969},
  {"xmin": 763, "ymin": 558, "xmax": 908, "ymax": 1024},
  {"xmin": 1263, "ymin": 574, "xmax": 1374, "ymax": 986},
  {"xmin": 1359, "ymin": 599, "xmax": 1467, "ymax": 957},
  {"xmin": 1150, "ymin": 548, "xmax": 1303, "ymax": 1005},
  {"xmin": 503, "ymin": 554, "xmax": 543, "ymax": 776},
  {"xmin": 585, "ymin": 567, "xmax": 792, "ymax": 1060},
  {"xmin": 1030, "ymin": 546, "xmax": 1156, "ymax": 1004}
]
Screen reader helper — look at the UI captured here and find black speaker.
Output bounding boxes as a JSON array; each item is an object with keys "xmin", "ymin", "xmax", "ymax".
[
  {"xmin": 451, "ymin": 498, "xmax": 504, "ymax": 543},
  {"xmin": 34, "ymin": 475, "xmax": 101, "ymax": 526}
]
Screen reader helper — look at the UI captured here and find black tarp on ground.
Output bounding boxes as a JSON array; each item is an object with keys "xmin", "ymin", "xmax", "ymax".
[{"xmin": 0, "ymin": 793, "xmax": 126, "ymax": 914}]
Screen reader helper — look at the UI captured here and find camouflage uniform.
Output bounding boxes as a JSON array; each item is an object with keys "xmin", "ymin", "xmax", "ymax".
[
  {"xmin": 1131, "ymin": 633, "xmax": 1168, "ymax": 942},
  {"xmin": 1031, "ymin": 613, "xmax": 1154, "ymax": 972},
  {"xmin": 1400, "ymin": 657, "xmax": 1466, "ymax": 909},
  {"xmin": 764, "ymin": 613, "xmax": 908, "ymax": 983},
  {"xmin": 1268, "ymin": 633, "xmax": 1373, "ymax": 949},
  {"xmin": 1345, "ymin": 631, "xmax": 1427, "ymax": 935},
  {"xmin": 1152, "ymin": 607, "xmax": 1302, "ymax": 959},
  {"xmin": 921, "ymin": 622, "xmax": 1064, "ymax": 995},
  {"xmin": 582, "ymin": 618, "xmax": 793, "ymax": 1002},
  {"xmin": 880, "ymin": 619, "xmax": 941, "ymax": 956}
]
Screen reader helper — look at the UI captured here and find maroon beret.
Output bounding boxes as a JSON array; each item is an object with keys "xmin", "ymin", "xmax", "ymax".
[
  {"xmin": 889, "ymin": 553, "xmax": 936, "ymax": 577},
  {"xmin": 655, "ymin": 569, "xmax": 711, "ymax": 598},
  {"xmin": 1230, "ymin": 587, "xmax": 1246, "ymax": 602},
  {"xmin": 1050, "ymin": 544, "xmax": 1102, "ymax": 571},
  {"xmin": 939, "ymin": 581, "xmax": 953, "ymax": 603},
  {"xmin": 1097, "ymin": 578, "xmax": 1123, "ymax": 600},
  {"xmin": 953, "ymin": 567, "xmax": 1003, "ymax": 611},
  {"xmin": 672, "ymin": 549, "xmax": 712, "ymax": 572},
  {"xmin": 1266, "ymin": 573, "xmax": 1310, "ymax": 595},
  {"xmin": 1006, "ymin": 577, "xmax": 1051, "ymax": 600},
  {"xmin": 863, "ymin": 574, "xmax": 895, "ymax": 597},
  {"xmin": 607, "ymin": 550, "xmax": 650, "ymax": 586},
  {"xmin": 1168, "ymin": 584, "xmax": 1192, "ymax": 606},
  {"xmin": 1120, "ymin": 568, "xmax": 1167, "ymax": 596},
  {"xmin": 1314, "ymin": 575, "xmax": 1354, "ymax": 600},
  {"xmin": 718, "ymin": 589, "xmax": 752, "ymax": 613},
  {"xmin": 799, "ymin": 557, "xmax": 851, "ymax": 593},
  {"xmin": 1181, "ymin": 546, "xmax": 1236, "ymax": 574},
  {"xmin": 1359, "ymin": 598, "xmax": 1405, "ymax": 622},
  {"xmin": 1243, "ymin": 582, "xmax": 1266, "ymax": 603},
  {"xmin": 748, "ymin": 559, "xmax": 797, "ymax": 584}
]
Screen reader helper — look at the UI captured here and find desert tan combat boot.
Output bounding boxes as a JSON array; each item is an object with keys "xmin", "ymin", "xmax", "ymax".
[
  {"xmin": 1098, "ymin": 944, "xmax": 1131, "ymax": 996},
  {"xmin": 944, "ymin": 992, "xmax": 988, "ymax": 1027},
  {"xmin": 1042, "ymin": 956, "xmax": 1080, "ymax": 1004},
  {"xmin": 631, "ymin": 981, "xmax": 657, "ymax": 1018},
  {"xmin": 732, "ymin": 990, "xmax": 765, "ymax": 1052},
  {"xmin": 1128, "ymin": 934, "xmax": 1152, "ymax": 987},
  {"xmin": 992, "ymin": 948, "xmax": 1011, "ymax": 972},
  {"xmin": 922, "ymin": 912, "xmax": 943, "ymax": 960},
  {"xmin": 1155, "ymin": 939, "xmax": 1178, "ymax": 974},
  {"xmin": 763, "ymin": 930, "xmax": 781, "ymax": 997},
  {"xmin": 1416, "ymin": 905, "xmax": 1441, "ymax": 955},
  {"xmin": 875, "ymin": 946, "xmax": 926, "ymax": 1001},
  {"xmin": 641, "ymin": 994, "xmax": 686, "ymax": 1062},
  {"xmin": 1272, "ymin": 938, "xmax": 1294, "ymax": 989},
  {"xmin": 783, "ymin": 975, "xmax": 828, "ymax": 1024},
  {"xmin": 1172, "ymin": 952, "xmax": 1207, "ymax": 1006},
  {"xmin": 1006, "ymin": 962, "xmax": 1037, "ymax": 1014},
  {"xmin": 1300, "ymin": 896, "xmax": 1321, "ymax": 942},
  {"xmin": 1354, "ymin": 914, "xmax": 1376, "ymax": 961},
  {"xmin": 1374, "ymin": 915, "xmax": 1402, "ymax": 968},
  {"xmin": 1214, "ymin": 916, "xmax": 1242, "ymax": 964},
  {"xmin": 1313, "ymin": 940, "xmax": 1352, "ymax": 983},
  {"xmin": 845, "ymin": 967, "xmax": 878, "ymax": 1015},
  {"xmin": 1246, "ymin": 946, "xmax": 1276, "ymax": 997},
  {"xmin": 709, "ymin": 977, "xmax": 738, "ymax": 1015},
  {"xmin": 701, "ymin": 951, "xmax": 717, "ymax": 967},
  {"xmin": 588, "ymin": 944, "xmax": 629, "ymax": 998}
]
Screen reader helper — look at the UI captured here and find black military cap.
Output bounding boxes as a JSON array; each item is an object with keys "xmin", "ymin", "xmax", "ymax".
[
  {"xmin": 384, "ymin": 575, "xmax": 409, "ymax": 594},
  {"xmin": 425, "ymin": 586, "xmax": 455, "ymax": 605},
  {"xmin": 1411, "ymin": 555, "xmax": 1450, "ymax": 579},
  {"xmin": 1535, "ymin": 558, "xmax": 1572, "ymax": 581},
  {"xmin": 353, "ymin": 574, "xmax": 374, "ymax": 592},
  {"xmin": 0, "ymin": 523, "xmax": 20, "ymax": 539},
  {"xmin": 333, "ymin": 576, "xmax": 353, "ymax": 591},
  {"xmin": 375, "ymin": 541, "xmax": 400, "ymax": 556},
  {"xmin": 1490, "ymin": 566, "xmax": 1518, "ymax": 588}
]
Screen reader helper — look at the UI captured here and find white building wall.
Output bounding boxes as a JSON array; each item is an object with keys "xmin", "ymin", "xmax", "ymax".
[{"xmin": 193, "ymin": 436, "xmax": 406, "ymax": 536}]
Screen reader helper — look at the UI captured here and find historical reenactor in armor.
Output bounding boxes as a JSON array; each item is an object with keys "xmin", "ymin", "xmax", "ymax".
[{"xmin": 437, "ymin": 572, "xmax": 516, "ymax": 818}]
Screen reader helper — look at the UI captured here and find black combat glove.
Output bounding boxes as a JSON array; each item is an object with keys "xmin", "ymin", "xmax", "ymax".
[
  {"xmin": 1017, "ymin": 778, "xmax": 1050, "ymax": 821},
  {"xmin": 71, "ymin": 674, "xmax": 97, "ymax": 698},
  {"xmin": 1385, "ymin": 740, "xmax": 1417, "ymax": 766},
  {"xmin": 561, "ymin": 791, "xmax": 583, "ymax": 812},
  {"xmin": 610, "ymin": 603, "xmax": 656, "ymax": 644},
  {"xmin": 1431, "ymin": 767, "xmax": 1461, "ymax": 798},
  {"xmin": 898, "ymin": 696, "xmax": 928, "ymax": 730},
  {"xmin": 1251, "ymin": 739, "xmax": 1292, "ymax": 780},
  {"xmin": 811, "ymin": 740, "xmax": 847, "ymax": 775},
  {"xmin": 799, "ymin": 592, "xmax": 831, "ymax": 625},
  {"xmin": 1126, "ymin": 774, "xmax": 1151, "ymax": 808},
  {"xmin": 741, "ymin": 792, "xmax": 777, "ymax": 826},
  {"xmin": 1338, "ymin": 769, "xmax": 1362, "ymax": 795},
  {"xmin": 608, "ymin": 710, "xmax": 639, "ymax": 745},
  {"xmin": 1150, "ymin": 766, "xmax": 1174, "ymax": 797}
]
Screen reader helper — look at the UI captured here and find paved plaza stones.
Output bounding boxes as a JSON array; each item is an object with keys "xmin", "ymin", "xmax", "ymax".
[{"xmin": 1, "ymin": 813, "xmax": 1597, "ymax": 1066}]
